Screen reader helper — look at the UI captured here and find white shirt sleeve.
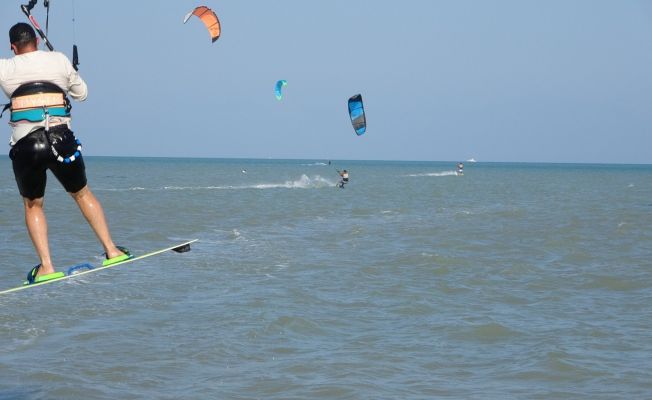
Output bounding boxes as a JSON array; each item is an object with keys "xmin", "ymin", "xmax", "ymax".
[
  {"xmin": 60, "ymin": 52, "xmax": 87, "ymax": 101},
  {"xmin": 0, "ymin": 58, "xmax": 11, "ymax": 98}
]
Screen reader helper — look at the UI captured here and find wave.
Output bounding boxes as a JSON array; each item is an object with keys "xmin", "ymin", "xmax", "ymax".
[
  {"xmin": 301, "ymin": 162, "xmax": 328, "ymax": 166},
  {"xmin": 96, "ymin": 175, "xmax": 336, "ymax": 191},
  {"xmin": 99, "ymin": 187, "xmax": 147, "ymax": 191},
  {"xmin": 248, "ymin": 174, "xmax": 335, "ymax": 189},
  {"xmin": 405, "ymin": 170, "xmax": 459, "ymax": 177}
]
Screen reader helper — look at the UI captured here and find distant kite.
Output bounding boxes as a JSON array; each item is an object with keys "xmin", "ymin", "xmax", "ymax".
[
  {"xmin": 183, "ymin": 6, "xmax": 221, "ymax": 43},
  {"xmin": 275, "ymin": 80, "xmax": 287, "ymax": 100},
  {"xmin": 348, "ymin": 94, "xmax": 366, "ymax": 136}
]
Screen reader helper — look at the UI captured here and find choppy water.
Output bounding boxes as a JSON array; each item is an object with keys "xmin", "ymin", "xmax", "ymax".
[{"xmin": 1, "ymin": 157, "xmax": 651, "ymax": 399}]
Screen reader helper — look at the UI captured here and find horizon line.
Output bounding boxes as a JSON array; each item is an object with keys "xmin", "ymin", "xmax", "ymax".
[{"xmin": 3, "ymin": 154, "xmax": 645, "ymax": 166}]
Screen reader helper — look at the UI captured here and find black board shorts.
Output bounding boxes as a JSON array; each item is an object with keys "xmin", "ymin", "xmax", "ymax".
[{"xmin": 9, "ymin": 126, "xmax": 87, "ymax": 200}]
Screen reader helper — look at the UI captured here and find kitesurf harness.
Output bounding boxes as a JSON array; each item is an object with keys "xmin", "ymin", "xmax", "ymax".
[
  {"xmin": 6, "ymin": 81, "xmax": 71, "ymax": 123},
  {"xmin": 1, "ymin": 81, "xmax": 81, "ymax": 163}
]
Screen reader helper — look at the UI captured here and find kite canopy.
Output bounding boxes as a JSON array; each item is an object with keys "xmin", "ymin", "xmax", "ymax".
[
  {"xmin": 183, "ymin": 6, "xmax": 221, "ymax": 43},
  {"xmin": 275, "ymin": 80, "xmax": 287, "ymax": 100},
  {"xmin": 348, "ymin": 94, "xmax": 366, "ymax": 136}
]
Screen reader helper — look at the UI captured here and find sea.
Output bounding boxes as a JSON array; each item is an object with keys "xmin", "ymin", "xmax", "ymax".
[{"xmin": 0, "ymin": 157, "xmax": 651, "ymax": 399}]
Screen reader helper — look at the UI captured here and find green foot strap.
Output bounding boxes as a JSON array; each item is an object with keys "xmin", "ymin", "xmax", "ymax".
[
  {"xmin": 103, "ymin": 253, "xmax": 131, "ymax": 267},
  {"xmin": 23, "ymin": 271, "xmax": 65, "ymax": 286},
  {"xmin": 103, "ymin": 246, "xmax": 133, "ymax": 267}
]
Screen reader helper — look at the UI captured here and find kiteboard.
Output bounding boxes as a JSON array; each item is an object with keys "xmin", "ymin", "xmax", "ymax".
[{"xmin": 0, "ymin": 239, "xmax": 198, "ymax": 295}]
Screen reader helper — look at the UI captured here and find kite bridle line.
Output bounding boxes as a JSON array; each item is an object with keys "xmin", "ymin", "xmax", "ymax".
[{"xmin": 20, "ymin": 0, "xmax": 79, "ymax": 70}]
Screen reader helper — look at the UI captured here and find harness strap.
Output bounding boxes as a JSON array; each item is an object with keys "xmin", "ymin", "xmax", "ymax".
[
  {"xmin": 9, "ymin": 81, "xmax": 71, "ymax": 123},
  {"xmin": 10, "ymin": 107, "xmax": 69, "ymax": 123}
]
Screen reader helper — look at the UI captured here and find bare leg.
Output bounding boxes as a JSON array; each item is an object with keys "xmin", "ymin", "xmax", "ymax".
[
  {"xmin": 23, "ymin": 196, "xmax": 56, "ymax": 276},
  {"xmin": 70, "ymin": 185, "xmax": 124, "ymax": 259}
]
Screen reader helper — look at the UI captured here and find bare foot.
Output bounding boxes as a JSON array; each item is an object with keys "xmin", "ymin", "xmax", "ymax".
[
  {"xmin": 37, "ymin": 264, "xmax": 56, "ymax": 277},
  {"xmin": 105, "ymin": 246, "xmax": 128, "ymax": 260}
]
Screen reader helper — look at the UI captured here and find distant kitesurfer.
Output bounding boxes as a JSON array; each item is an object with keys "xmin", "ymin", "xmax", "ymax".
[
  {"xmin": 0, "ymin": 23, "xmax": 129, "ymax": 284},
  {"xmin": 337, "ymin": 169, "xmax": 349, "ymax": 188},
  {"xmin": 457, "ymin": 162, "xmax": 464, "ymax": 176}
]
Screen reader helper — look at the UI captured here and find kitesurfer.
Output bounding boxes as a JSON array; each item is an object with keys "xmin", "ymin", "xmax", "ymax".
[
  {"xmin": 0, "ymin": 23, "xmax": 129, "ymax": 283},
  {"xmin": 337, "ymin": 169, "xmax": 349, "ymax": 188}
]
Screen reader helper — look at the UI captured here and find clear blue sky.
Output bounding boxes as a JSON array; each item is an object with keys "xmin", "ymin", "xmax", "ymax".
[{"xmin": 2, "ymin": 0, "xmax": 651, "ymax": 163}]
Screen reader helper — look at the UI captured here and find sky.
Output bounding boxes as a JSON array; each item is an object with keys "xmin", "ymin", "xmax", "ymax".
[{"xmin": 1, "ymin": 0, "xmax": 652, "ymax": 163}]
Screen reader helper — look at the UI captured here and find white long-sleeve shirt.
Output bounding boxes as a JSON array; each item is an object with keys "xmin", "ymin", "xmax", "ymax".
[{"xmin": 0, "ymin": 50, "xmax": 87, "ymax": 145}]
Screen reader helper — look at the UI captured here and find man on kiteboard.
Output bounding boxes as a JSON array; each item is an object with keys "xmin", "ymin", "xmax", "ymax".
[
  {"xmin": 337, "ymin": 169, "xmax": 349, "ymax": 188},
  {"xmin": 0, "ymin": 23, "xmax": 129, "ymax": 284}
]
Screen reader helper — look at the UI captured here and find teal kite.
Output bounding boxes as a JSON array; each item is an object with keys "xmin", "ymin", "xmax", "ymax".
[{"xmin": 275, "ymin": 80, "xmax": 287, "ymax": 100}]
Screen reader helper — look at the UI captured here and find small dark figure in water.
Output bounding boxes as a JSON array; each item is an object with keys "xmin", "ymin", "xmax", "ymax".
[
  {"xmin": 457, "ymin": 162, "xmax": 464, "ymax": 176},
  {"xmin": 337, "ymin": 169, "xmax": 349, "ymax": 188}
]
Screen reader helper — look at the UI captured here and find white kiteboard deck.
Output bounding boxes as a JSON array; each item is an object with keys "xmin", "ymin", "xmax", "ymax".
[{"xmin": 0, "ymin": 239, "xmax": 198, "ymax": 295}]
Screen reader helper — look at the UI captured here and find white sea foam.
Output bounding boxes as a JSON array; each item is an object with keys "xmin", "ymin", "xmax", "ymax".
[
  {"xmin": 96, "ymin": 187, "xmax": 147, "ymax": 191},
  {"xmin": 405, "ymin": 170, "xmax": 459, "ymax": 177},
  {"xmin": 250, "ymin": 174, "xmax": 335, "ymax": 189},
  {"xmin": 161, "ymin": 175, "xmax": 336, "ymax": 191},
  {"xmin": 163, "ymin": 186, "xmax": 226, "ymax": 190}
]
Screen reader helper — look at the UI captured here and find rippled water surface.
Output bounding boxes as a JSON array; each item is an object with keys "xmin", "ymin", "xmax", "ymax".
[{"xmin": 1, "ymin": 158, "xmax": 651, "ymax": 399}]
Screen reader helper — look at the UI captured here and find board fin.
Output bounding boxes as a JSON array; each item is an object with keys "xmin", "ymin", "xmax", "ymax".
[{"xmin": 172, "ymin": 243, "xmax": 192, "ymax": 253}]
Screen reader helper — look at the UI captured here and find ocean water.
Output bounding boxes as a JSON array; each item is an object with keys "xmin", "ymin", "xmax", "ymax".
[{"xmin": 0, "ymin": 157, "xmax": 651, "ymax": 399}]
